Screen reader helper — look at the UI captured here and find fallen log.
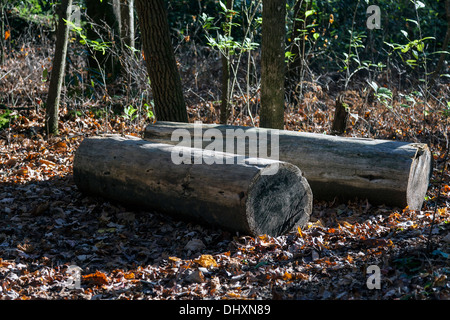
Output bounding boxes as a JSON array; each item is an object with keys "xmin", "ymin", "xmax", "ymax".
[
  {"xmin": 73, "ymin": 134, "xmax": 313, "ymax": 236},
  {"xmin": 143, "ymin": 121, "xmax": 432, "ymax": 210}
]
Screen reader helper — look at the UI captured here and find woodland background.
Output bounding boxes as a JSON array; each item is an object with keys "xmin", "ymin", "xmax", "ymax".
[{"xmin": 0, "ymin": 0, "xmax": 449, "ymax": 300}]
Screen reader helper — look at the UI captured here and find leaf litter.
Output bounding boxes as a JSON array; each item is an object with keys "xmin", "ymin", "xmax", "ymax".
[{"xmin": 0, "ymin": 43, "xmax": 449, "ymax": 300}]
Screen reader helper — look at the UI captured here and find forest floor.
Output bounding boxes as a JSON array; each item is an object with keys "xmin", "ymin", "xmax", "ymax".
[{"xmin": 0, "ymin": 43, "xmax": 449, "ymax": 301}]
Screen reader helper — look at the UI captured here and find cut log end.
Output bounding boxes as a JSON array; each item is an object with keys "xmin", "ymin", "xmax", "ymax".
[
  {"xmin": 246, "ymin": 163, "xmax": 312, "ymax": 236},
  {"xmin": 406, "ymin": 144, "xmax": 432, "ymax": 211}
]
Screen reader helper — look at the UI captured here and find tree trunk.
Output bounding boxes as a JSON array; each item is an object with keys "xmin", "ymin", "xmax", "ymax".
[
  {"xmin": 260, "ymin": 0, "xmax": 286, "ymax": 129},
  {"xmin": 73, "ymin": 134, "xmax": 312, "ymax": 236},
  {"xmin": 219, "ymin": 0, "xmax": 233, "ymax": 125},
  {"xmin": 119, "ymin": 0, "xmax": 135, "ymax": 49},
  {"xmin": 219, "ymin": 52, "xmax": 230, "ymax": 124},
  {"xmin": 135, "ymin": 0, "xmax": 188, "ymax": 123},
  {"xmin": 144, "ymin": 121, "xmax": 432, "ymax": 210},
  {"xmin": 45, "ymin": 0, "xmax": 72, "ymax": 135}
]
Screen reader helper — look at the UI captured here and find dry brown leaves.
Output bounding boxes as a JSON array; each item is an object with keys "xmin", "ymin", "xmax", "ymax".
[
  {"xmin": 1, "ymin": 43, "xmax": 449, "ymax": 300},
  {"xmin": 1, "ymin": 99, "xmax": 449, "ymax": 300}
]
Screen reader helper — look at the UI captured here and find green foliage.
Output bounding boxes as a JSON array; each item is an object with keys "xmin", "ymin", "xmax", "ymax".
[
  {"xmin": 368, "ymin": 81, "xmax": 393, "ymax": 108},
  {"xmin": 65, "ymin": 19, "xmax": 111, "ymax": 55},
  {"xmin": 287, "ymin": 0, "xmax": 447, "ymax": 77},
  {"xmin": 68, "ymin": 109, "xmax": 82, "ymax": 119},
  {"xmin": 123, "ymin": 105, "xmax": 138, "ymax": 121},
  {"xmin": 0, "ymin": 109, "xmax": 18, "ymax": 129},
  {"xmin": 200, "ymin": 1, "xmax": 260, "ymax": 56},
  {"xmin": 385, "ymin": 31, "xmax": 435, "ymax": 69},
  {"xmin": 143, "ymin": 103, "xmax": 155, "ymax": 120},
  {"xmin": 166, "ymin": 0, "xmax": 447, "ymax": 84},
  {"xmin": 14, "ymin": 0, "xmax": 42, "ymax": 16},
  {"xmin": 121, "ymin": 103, "xmax": 154, "ymax": 123},
  {"xmin": 89, "ymin": 107, "xmax": 107, "ymax": 119}
]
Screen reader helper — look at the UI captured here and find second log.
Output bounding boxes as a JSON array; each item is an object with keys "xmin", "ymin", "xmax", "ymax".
[{"xmin": 144, "ymin": 121, "xmax": 432, "ymax": 210}]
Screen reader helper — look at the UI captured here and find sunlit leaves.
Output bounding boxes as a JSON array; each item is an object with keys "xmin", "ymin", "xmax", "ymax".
[
  {"xmin": 194, "ymin": 255, "xmax": 218, "ymax": 268},
  {"xmin": 82, "ymin": 271, "xmax": 109, "ymax": 286}
]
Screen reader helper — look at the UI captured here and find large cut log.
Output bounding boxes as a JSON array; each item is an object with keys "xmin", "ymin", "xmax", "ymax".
[
  {"xmin": 143, "ymin": 121, "xmax": 432, "ymax": 210},
  {"xmin": 73, "ymin": 134, "xmax": 313, "ymax": 236}
]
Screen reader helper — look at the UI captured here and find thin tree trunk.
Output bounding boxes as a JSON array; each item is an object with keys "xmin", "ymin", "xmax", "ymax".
[
  {"xmin": 0, "ymin": 1, "xmax": 5, "ymax": 65},
  {"xmin": 45, "ymin": 0, "xmax": 72, "ymax": 135},
  {"xmin": 135, "ymin": 0, "xmax": 188, "ymax": 122},
  {"xmin": 219, "ymin": 0, "xmax": 233, "ymax": 124},
  {"xmin": 220, "ymin": 48, "xmax": 230, "ymax": 124},
  {"xmin": 119, "ymin": 0, "xmax": 135, "ymax": 49},
  {"xmin": 260, "ymin": 0, "xmax": 286, "ymax": 129}
]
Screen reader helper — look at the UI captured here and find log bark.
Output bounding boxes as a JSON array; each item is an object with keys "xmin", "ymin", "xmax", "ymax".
[
  {"xmin": 144, "ymin": 121, "xmax": 432, "ymax": 210},
  {"xmin": 73, "ymin": 134, "xmax": 313, "ymax": 236}
]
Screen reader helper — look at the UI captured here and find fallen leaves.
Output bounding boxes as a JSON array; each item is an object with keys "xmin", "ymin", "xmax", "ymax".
[
  {"xmin": 14, "ymin": 166, "xmax": 31, "ymax": 177},
  {"xmin": 0, "ymin": 8, "xmax": 448, "ymax": 300},
  {"xmin": 363, "ymin": 238, "xmax": 394, "ymax": 248},
  {"xmin": 0, "ymin": 168, "xmax": 448, "ymax": 301},
  {"xmin": 39, "ymin": 159, "xmax": 56, "ymax": 167},
  {"xmin": 0, "ymin": 76, "xmax": 449, "ymax": 301},
  {"xmin": 1, "ymin": 120, "xmax": 448, "ymax": 300},
  {"xmin": 4, "ymin": 158, "xmax": 17, "ymax": 167},
  {"xmin": 17, "ymin": 243, "xmax": 35, "ymax": 254},
  {"xmin": 194, "ymin": 255, "xmax": 218, "ymax": 268},
  {"xmin": 31, "ymin": 202, "xmax": 49, "ymax": 216},
  {"xmin": 83, "ymin": 271, "xmax": 109, "ymax": 286},
  {"xmin": 184, "ymin": 239, "xmax": 206, "ymax": 252},
  {"xmin": 184, "ymin": 270, "xmax": 205, "ymax": 284}
]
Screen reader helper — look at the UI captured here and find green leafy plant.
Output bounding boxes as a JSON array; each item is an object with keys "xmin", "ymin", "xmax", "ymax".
[
  {"xmin": 368, "ymin": 81, "xmax": 393, "ymax": 109},
  {"xmin": 200, "ymin": 1, "xmax": 260, "ymax": 61},
  {"xmin": 200, "ymin": 0, "xmax": 262, "ymax": 124},
  {"xmin": 384, "ymin": 31, "xmax": 435, "ymax": 70},
  {"xmin": 342, "ymin": 30, "xmax": 370, "ymax": 88},
  {"xmin": 0, "ymin": 109, "xmax": 18, "ymax": 129},
  {"xmin": 65, "ymin": 20, "xmax": 111, "ymax": 55},
  {"xmin": 143, "ymin": 103, "xmax": 155, "ymax": 120},
  {"xmin": 64, "ymin": 19, "xmax": 111, "ymax": 97},
  {"xmin": 123, "ymin": 105, "xmax": 138, "ymax": 121}
]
